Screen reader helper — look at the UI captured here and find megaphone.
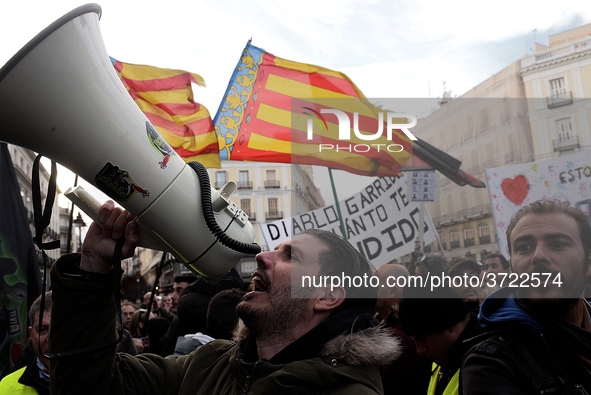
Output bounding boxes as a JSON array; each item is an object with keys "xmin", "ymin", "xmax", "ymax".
[{"xmin": 0, "ymin": 4, "xmax": 261, "ymax": 280}]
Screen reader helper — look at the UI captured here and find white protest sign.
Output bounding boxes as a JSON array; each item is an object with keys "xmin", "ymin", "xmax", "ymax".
[
  {"xmin": 485, "ymin": 150, "xmax": 591, "ymax": 258},
  {"xmin": 260, "ymin": 173, "xmax": 437, "ymax": 266}
]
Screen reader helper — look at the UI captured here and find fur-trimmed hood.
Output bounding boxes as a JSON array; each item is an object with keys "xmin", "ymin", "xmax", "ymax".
[{"xmin": 234, "ymin": 322, "xmax": 401, "ymax": 367}]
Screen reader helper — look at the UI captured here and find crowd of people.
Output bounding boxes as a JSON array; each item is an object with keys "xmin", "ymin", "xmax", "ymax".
[{"xmin": 1, "ymin": 199, "xmax": 590, "ymax": 394}]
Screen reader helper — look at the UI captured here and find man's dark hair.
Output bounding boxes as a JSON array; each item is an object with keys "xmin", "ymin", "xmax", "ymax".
[
  {"xmin": 29, "ymin": 291, "xmax": 51, "ymax": 327},
  {"xmin": 206, "ymin": 288, "xmax": 245, "ymax": 340},
  {"xmin": 174, "ymin": 274, "xmax": 198, "ymax": 284},
  {"xmin": 484, "ymin": 253, "xmax": 509, "ymax": 269},
  {"xmin": 419, "ymin": 253, "xmax": 447, "ymax": 275},
  {"xmin": 506, "ymin": 200, "xmax": 591, "ymax": 256},
  {"xmin": 300, "ymin": 229, "xmax": 377, "ymax": 315}
]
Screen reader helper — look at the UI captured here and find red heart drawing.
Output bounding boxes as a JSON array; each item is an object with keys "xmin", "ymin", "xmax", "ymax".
[{"xmin": 501, "ymin": 175, "xmax": 529, "ymax": 205}]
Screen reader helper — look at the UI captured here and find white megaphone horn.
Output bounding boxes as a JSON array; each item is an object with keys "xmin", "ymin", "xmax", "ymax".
[{"xmin": 0, "ymin": 4, "xmax": 261, "ymax": 280}]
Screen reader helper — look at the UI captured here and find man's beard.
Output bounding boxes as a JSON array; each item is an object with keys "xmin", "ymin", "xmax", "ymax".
[
  {"xmin": 517, "ymin": 260, "xmax": 587, "ymax": 311},
  {"xmin": 236, "ymin": 283, "xmax": 311, "ymax": 340}
]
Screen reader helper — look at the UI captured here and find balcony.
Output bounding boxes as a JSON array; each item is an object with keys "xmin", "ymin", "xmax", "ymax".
[
  {"xmin": 547, "ymin": 91, "xmax": 573, "ymax": 109},
  {"xmin": 440, "ymin": 242, "xmax": 447, "ymax": 250},
  {"xmin": 521, "ymin": 38, "xmax": 591, "ymax": 68},
  {"xmin": 553, "ymin": 135, "xmax": 579, "ymax": 152},
  {"xmin": 450, "ymin": 240, "xmax": 461, "ymax": 249},
  {"xmin": 214, "ymin": 181, "xmax": 226, "ymax": 189},
  {"xmin": 237, "ymin": 181, "xmax": 252, "ymax": 189},
  {"xmin": 265, "ymin": 180, "xmax": 280, "ymax": 188},
  {"xmin": 479, "ymin": 235, "xmax": 491, "ymax": 245},
  {"xmin": 464, "ymin": 238, "xmax": 475, "ymax": 247},
  {"xmin": 266, "ymin": 211, "xmax": 283, "ymax": 220}
]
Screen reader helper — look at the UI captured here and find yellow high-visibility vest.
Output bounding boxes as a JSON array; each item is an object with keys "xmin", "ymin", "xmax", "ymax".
[
  {"xmin": 427, "ymin": 363, "xmax": 459, "ymax": 395},
  {"xmin": 0, "ymin": 367, "xmax": 39, "ymax": 395}
]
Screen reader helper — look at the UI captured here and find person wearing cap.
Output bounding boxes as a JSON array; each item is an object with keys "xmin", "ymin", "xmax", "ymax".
[
  {"xmin": 398, "ymin": 286, "xmax": 483, "ymax": 395},
  {"xmin": 444, "ymin": 257, "xmax": 481, "ymax": 311}
]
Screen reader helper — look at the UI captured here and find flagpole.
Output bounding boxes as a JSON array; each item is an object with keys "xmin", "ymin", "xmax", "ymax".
[{"xmin": 328, "ymin": 168, "xmax": 347, "ymax": 241}]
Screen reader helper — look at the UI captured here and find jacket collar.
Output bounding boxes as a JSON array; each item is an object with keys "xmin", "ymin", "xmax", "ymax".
[{"xmin": 235, "ymin": 306, "xmax": 401, "ymax": 367}]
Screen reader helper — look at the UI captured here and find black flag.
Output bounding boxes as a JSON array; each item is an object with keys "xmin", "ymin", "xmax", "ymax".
[{"xmin": 0, "ymin": 143, "xmax": 41, "ymax": 377}]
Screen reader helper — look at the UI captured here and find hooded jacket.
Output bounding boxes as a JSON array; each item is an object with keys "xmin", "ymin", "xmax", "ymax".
[
  {"xmin": 49, "ymin": 253, "xmax": 401, "ymax": 395},
  {"xmin": 461, "ymin": 287, "xmax": 591, "ymax": 395}
]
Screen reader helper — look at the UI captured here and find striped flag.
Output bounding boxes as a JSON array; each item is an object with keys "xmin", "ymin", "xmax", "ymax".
[
  {"xmin": 111, "ymin": 58, "xmax": 221, "ymax": 168},
  {"xmin": 213, "ymin": 42, "xmax": 413, "ymax": 177}
]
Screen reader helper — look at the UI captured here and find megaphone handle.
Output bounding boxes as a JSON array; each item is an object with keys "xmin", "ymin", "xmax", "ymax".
[
  {"xmin": 64, "ymin": 186, "xmax": 167, "ymax": 252},
  {"xmin": 64, "ymin": 186, "xmax": 102, "ymax": 224}
]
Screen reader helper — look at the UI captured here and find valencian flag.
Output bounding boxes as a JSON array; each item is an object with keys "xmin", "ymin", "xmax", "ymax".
[
  {"xmin": 111, "ymin": 58, "xmax": 221, "ymax": 168},
  {"xmin": 214, "ymin": 42, "xmax": 413, "ymax": 177},
  {"xmin": 0, "ymin": 143, "xmax": 41, "ymax": 378}
]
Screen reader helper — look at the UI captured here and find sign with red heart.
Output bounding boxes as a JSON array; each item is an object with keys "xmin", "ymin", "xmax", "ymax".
[{"xmin": 501, "ymin": 175, "xmax": 529, "ymax": 205}]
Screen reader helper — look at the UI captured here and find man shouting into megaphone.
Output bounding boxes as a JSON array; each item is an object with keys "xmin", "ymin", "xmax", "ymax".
[{"xmin": 49, "ymin": 201, "xmax": 401, "ymax": 395}]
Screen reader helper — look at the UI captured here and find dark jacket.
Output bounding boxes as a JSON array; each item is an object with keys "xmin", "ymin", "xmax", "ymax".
[
  {"xmin": 433, "ymin": 313, "xmax": 482, "ymax": 395},
  {"xmin": 379, "ymin": 313, "xmax": 431, "ymax": 395},
  {"xmin": 162, "ymin": 268, "xmax": 244, "ymax": 356},
  {"xmin": 461, "ymin": 287, "xmax": 591, "ymax": 394},
  {"xmin": 49, "ymin": 253, "xmax": 401, "ymax": 395}
]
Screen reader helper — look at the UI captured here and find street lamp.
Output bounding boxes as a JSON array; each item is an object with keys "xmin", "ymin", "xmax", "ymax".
[{"xmin": 72, "ymin": 213, "xmax": 86, "ymax": 252}]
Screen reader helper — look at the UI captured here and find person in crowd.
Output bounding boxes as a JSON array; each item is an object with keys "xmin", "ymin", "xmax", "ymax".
[
  {"xmin": 117, "ymin": 301, "xmax": 138, "ymax": 355},
  {"xmin": 399, "ymin": 286, "xmax": 482, "ymax": 395},
  {"xmin": 478, "ymin": 253, "xmax": 511, "ymax": 300},
  {"xmin": 170, "ymin": 275, "xmax": 197, "ymax": 315},
  {"xmin": 444, "ymin": 257, "xmax": 481, "ymax": 311},
  {"xmin": 0, "ymin": 291, "xmax": 52, "ymax": 394},
  {"xmin": 374, "ymin": 264, "xmax": 432, "ymax": 395},
  {"xmin": 416, "ymin": 253, "xmax": 448, "ymax": 282},
  {"xmin": 480, "ymin": 253, "xmax": 510, "ymax": 280},
  {"xmin": 128, "ymin": 309, "xmax": 155, "ymax": 353},
  {"xmin": 161, "ymin": 268, "xmax": 244, "ymax": 356},
  {"xmin": 160, "ymin": 294, "xmax": 172, "ymax": 311},
  {"xmin": 174, "ymin": 288, "xmax": 245, "ymax": 356},
  {"xmin": 140, "ymin": 292, "xmax": 157, "ymax": 312},
  {"xmin": 49, "ymin": 202, "xmax": 401, "ymax": 394},
  {"xmin": 461, "ymin": 200, "xmax": 591, "ymax": 394},
  {"xmin": 407, "ymin": 237, "xmax": 424, "ymax": 275},
  {"xmin": 121, "ymin": 301, "xmax": 136, "ymax": 330}
]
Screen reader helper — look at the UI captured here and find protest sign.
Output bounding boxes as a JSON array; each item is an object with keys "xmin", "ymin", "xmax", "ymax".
[
  {"xmin": 260, "ymin": 173, "xmax": 436, "ymax": 266},
  {"xmin": 485, "ymin": 150, "xmax": 591, "ymax": 257}
]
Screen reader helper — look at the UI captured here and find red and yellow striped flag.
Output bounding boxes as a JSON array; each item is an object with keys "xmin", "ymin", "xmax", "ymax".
[
  {"xmin": 111, "ymin": 58, "xmax": 220, "ymax": 168},
  {"xmin": 213, "ymin": 43, "xmax": 412, "ymax": 176}
]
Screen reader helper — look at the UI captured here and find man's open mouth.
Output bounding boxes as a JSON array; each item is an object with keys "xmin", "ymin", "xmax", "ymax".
[{"xmin": 252, "ymin": 272, "xmax": 269, "ymax": 292}]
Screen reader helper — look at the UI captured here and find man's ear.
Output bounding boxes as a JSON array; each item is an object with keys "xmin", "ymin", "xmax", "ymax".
[
  {"xmin": 391, "ymin": 285, "xmax": 404, "ymax": 300},
  {"xmin": 314, "ymin": 286, "xmax": 346, "ymax": 312}
]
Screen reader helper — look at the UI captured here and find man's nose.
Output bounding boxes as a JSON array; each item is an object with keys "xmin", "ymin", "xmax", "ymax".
[
  {"xmin": 531, "ymin": 243, "xmax": 550, "ymax": 266},
  {"xmin": 255, "ymin": 250, "xmax": 274, "ymax": 271}
]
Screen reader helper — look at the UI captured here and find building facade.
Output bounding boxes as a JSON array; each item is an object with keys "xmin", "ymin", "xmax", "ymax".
[
  {"xmin": 520, "ymin": 23, "xmax": 591, "ymax": 161},
  {"xmin": 412, "ymin": 60, "xmax": 534, "ymax": 262}
]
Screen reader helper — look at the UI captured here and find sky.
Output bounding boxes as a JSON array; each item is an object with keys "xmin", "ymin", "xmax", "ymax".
[{"xmin": 1, "ymin": 0, "xmax": 591, "ymax": 209}]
